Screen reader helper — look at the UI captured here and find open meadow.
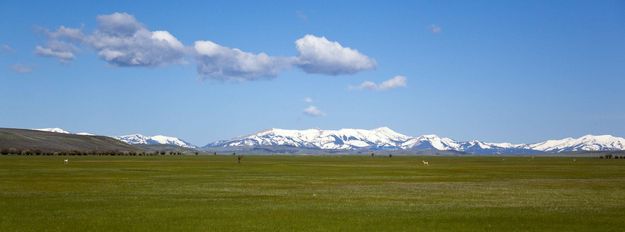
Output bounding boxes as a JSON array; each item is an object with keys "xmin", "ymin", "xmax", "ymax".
[{"xmin": 1, "ymin": 155, "xmax": 624, "ymax": 231}]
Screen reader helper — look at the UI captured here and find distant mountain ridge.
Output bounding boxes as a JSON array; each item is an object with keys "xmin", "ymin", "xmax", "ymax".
[
  {"xmin": 205, "ymin": 127, "xmax": 625, "ymax": 154},
  {"xmin": 208, "ymin": 127, "xmax": 410, "ymax": 150},
  {"xmin": 30, "ymin": 127, "xmax": 625, "ymax": 154},
  {"xmin": 34, "ymin": 128, "xmax": 197, "ymax": 148},
  {"xmin": 114, "ymin": 134, "xmax": 197, "ymax": 148}
]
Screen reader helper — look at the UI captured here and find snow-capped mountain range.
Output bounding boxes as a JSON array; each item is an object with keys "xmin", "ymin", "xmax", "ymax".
[
  {"xmin": 34, "ymin": 128, "xmax": 196, "ymax": 148},
  {"xmin": 209, "ymin": 127, "xmax": 410, "ymax": 150},
  {"xmin": 114, "ymin": 134, "xmax": 196, "ymax": 148},
  {"xmin": 206, "ymin": 127, "xmax": 625, "ymax": 154},
  {"xmin": 33, "ymin": 127, "xmax": 625, "ymax": 154}
]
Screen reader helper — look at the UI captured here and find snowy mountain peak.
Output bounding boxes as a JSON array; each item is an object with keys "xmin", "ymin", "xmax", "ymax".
[
  {"xmin": 529, "ymin": 134, "xmax": 625, "ymax": 152},
  {"xmin": 372, "ymin": 127, "xmax": 410, "ymax": 139},
  {"xmin": 372, "ymin": 126, "xmax": 395, "ymax": 134},
  {"xmin": 206, "ymin": 128, "xmax": 625, "ymax": 154},
  {"xmin": 115, "ymin": 134, "xmax": 151, "ymax": 144},
  {"xmin": 209, "ymin": 127, "xmax": 412, "ymax": 150},
  {"xmin": 401, "ymin": 134, "xmax": 460, "ymax": 151},
  {"xmin": 150, "ymin": 135, "xmax": 196, "ymax": 148},
  {"xmin": 115, "ymin": 134, "xmax": 196, "ymax": 148}
]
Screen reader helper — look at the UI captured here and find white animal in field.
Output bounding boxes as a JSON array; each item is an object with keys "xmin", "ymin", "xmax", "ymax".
[
  {"xmin": 422, "ymin": 160, "xmax": 429, "ymax": 166},
  {"xmin": 64, "ymin": 159, "xmax": 68, "ymax": 164}
]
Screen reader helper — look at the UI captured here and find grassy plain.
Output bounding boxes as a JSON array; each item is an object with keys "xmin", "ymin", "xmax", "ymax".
[{"xmin": 1, "ymin": 155, "xmax": 624, "ymax": 231}]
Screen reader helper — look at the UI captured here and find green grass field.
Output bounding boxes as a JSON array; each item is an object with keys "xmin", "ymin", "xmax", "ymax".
[{"xmin": 1, "ymin": 155, "xmax": 624, "ymax": 231}]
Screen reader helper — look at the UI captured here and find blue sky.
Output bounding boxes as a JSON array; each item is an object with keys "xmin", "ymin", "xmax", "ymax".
[{"xmin": 1, "ymin": 0, "xmax": 624, "ymax": 145}]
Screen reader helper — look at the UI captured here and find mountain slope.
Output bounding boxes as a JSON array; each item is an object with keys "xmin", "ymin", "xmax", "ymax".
[{"xmin": 0, "ymin": 128, "xmax": 141, "ymax": 153}]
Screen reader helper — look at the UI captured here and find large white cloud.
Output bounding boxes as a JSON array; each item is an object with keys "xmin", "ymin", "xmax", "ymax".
[
  {"xmin": 36, "ymin": 13, "xmax": 185, "ymax": 66},
  {"xmin": 351, "ymin": 75, "xmax": 407, "ymax": 91},
  {"xmin": 295, "ymin": 35, "xmax": 376, "ymax": 75},
  {"xmin": 194, "ymin": 40, "xmax": 294, "ymax": 81},
  {"xmin": 87, "ymin": 13, "xmax": 186, "ymax": 67}
]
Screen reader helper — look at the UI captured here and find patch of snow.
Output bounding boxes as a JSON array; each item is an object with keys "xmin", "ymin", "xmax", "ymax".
[
  {"xmin": 76, "ymin": 132, "xmax": 95, "ymax": 136},
  {"xmin": 34, "ymin": 128, "xmax": 70, "ymax": 134}
]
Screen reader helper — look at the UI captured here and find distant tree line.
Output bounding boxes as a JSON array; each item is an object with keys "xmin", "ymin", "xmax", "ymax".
[
  {"xmin": 0, "ymin": 148, "xmax": 184, "ymax": 156},
  {"xmin": 599, "ymin": 154, "xmax": 625, "ymax": 159}
]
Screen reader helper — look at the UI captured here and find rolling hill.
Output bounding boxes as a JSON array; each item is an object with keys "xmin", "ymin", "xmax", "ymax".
[{"xmin": 0, "ymin": 128, "xmax": 142, "ymax": 153}]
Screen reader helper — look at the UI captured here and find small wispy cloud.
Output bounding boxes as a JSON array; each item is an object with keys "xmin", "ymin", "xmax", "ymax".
[
  {"xmin": 1, "ymin": 44, "xmax": 13, "ymax": 53},
  {"xmin": 11, "ymin": 64, "xmax": 34, "ymax": 73},
  {"xmin": 304, "ymin": 97, "xmax": 313, "ymax": 103},
  {"xmin": 350, "ymin": 75, "xmax": 407, "ymax": 91},
  {"xmin": 430, "ymin": 24, "xmax": 442, "ymax": 34},
  {"xmin": 35, "ymin": 45, "xmax": 75, "ymax": 61},
  {"xmin": 303, "ymin": 105, "xmax": 325, "ymax": 117}
]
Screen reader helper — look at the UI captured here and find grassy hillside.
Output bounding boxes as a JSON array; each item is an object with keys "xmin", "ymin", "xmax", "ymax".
[
  {"xmin": 0, "ymin": 128, "xmax": 141, "ymax": 153},
  {"xmin": 1, "ymin": 155, "xmax": 624, "ymax": 231}
]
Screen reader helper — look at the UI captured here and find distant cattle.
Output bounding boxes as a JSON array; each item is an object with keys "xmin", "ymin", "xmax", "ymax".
[
  {"xmin": 422, "ymin": 160, "xmax": 429, "ymax": 166},
  {"xmin": 64, "ymin": 159, "xmax": 68, "ymax": 164}
]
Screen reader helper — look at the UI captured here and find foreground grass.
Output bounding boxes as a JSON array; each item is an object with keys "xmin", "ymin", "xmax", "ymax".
[{"xmin": 1, "ymin": 155, "xmax": 624, "ymax": 231}]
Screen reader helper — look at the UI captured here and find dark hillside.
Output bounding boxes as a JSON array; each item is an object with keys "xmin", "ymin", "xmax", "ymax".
[{"xmin": 0, "ymin": 128, "xmax": 142, "ymax": 153}]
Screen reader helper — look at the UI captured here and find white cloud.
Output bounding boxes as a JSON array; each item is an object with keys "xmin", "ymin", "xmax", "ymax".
[
  {"xmin": 87, "ymin": 13, "xmax": 186, "ymax": 67},
  {"xmin": 11, "ymin": 64, "xmax": 33, "ymax": 73},
  {"xmin": 194, "ymin": 40, "xmax": 294, "ymax": 81},
  {"xmin": 35, "ymin": 44, "xmax": 75, "ymax": 61},
  {"xmin": 430, "ymin": 24, "xmax": 442, "ymax": 34},
  {"xmin": 194, "ymin": 34, "xmax": 375, "ymax": 80},
  {"xmin": 35, "ymin": 26, "xmax": 83, "ymax": 62},
  {"xmin": 351, "ymin": 75, "xmax": 407, "ymax": 91},
  {"xmin": 48, "ymin": 26, "xmax": 84, "ymax": 41},
  {"xmin": 303, "ymin": 105, "xmax": 325, "ymax": 117},
  {"xmin": 304, "ymin": 97, "xmax": 313, "ymax": 103},
  {"xmin": 35, "ymin": 13, "xmax": 379, "ymax": 81},
  {"xmin": 36, "ymin": 12, "xmax": 186, "ymax": 67},
  {"xmin": 295, "ymin": 35, "xmax": 376, "ymax": 75},
  {"xmin": 95, "ymin": 12, "xmax": 143, "ymax": 37},
  {"xmin": 378, "ymin": 75, "xmax": 407, "ymax": 90}
]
